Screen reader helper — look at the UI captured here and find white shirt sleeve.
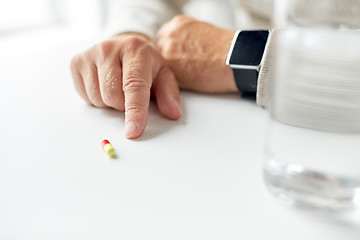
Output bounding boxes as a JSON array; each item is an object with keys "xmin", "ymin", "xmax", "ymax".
[{"xmin": 106, "ymin": 0, "xmax": 188, "ymax": 39}]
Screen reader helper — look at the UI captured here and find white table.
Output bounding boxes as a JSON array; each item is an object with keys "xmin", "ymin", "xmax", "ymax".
[{"xmin": 0, "ymin": 34, "xmax": 359, "ymax": 240}]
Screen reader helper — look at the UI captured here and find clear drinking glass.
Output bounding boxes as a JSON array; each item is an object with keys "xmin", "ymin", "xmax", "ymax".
[{"xmin": 263, "ymin": 0, "xmax": 360, "ymax": 210}]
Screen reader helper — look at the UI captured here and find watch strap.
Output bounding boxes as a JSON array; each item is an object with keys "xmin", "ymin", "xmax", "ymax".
[{"xmin": 232, "ymin": 68, "xmax": 258, "ymax": 96}]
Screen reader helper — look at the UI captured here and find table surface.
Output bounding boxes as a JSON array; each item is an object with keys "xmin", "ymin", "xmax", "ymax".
[{"xmin": 0, "ymin": 32, "xmax": 359, "ymax": 240}]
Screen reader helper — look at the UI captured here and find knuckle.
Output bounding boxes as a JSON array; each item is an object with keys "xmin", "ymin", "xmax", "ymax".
[
  {"xmin": 171, "ymin": 14, "xmax": 188, "ymax": 25},
  {"xmin": 124, "ymin": 36, "xmax": 147, "ymax": 53},
  {"xmin": 102, "ymin": 93, "xmax": 124, "ymax": 110},
  {"xmin": 89, "ymin": 96, "xmax": 106, "ymax": 108},
  {"xmin": 157, "ymin": 28, "xmax": 177, "ymax": 46},
  {"xmin": 162, "ymin": 15, "xmax": 192, "ymax": 40},
  {"xmin": 159, "ymin": 41, "xmax": 178, "ymax": 59},
  {"xmin": 123, "ymin": 70, "xmax": 149, "ymax": 93},
  {"xmin": 125, "ymin": 104, "xmax": 148, "ymax": 118},
  {"xmin": 70, "ymin": 55, "xmax": 79, "ymax": 70},
  {"xmin": 70, "ymin": 54, "xmax": 85, "ymax": 73},
  {"xmin": 170, "ymin": 15, "xmax": 192, "ymax": 29},
  {"xmin": 163, "ymin": 28, "xmax": 177, "ymax": 40},
  {"xmin": 95, "ymin": 41, "xmax": 114, "ymax": 61},
  {"xmin": 70, "ymin": 60, "xmax": 80, "ymax": 78}
]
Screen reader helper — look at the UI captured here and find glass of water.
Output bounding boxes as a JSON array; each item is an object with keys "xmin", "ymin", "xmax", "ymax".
[{"xmin": 263, "ymin": 0, "xmax": 360, "ymax": 210}]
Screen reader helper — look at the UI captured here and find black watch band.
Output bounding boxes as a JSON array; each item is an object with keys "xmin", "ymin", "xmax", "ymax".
[{"xmin": 226, "ymin": 30, "xmax": 270, "ymax": 98}]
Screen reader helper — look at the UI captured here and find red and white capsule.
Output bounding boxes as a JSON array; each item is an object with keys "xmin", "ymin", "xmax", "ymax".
[{"xmin": 101, "ymin": 139, "xmax": 115, "ymax": 157}]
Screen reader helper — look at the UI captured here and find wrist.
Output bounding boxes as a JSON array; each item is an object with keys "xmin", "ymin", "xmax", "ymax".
[{"xmin": 222, "ymin": 29, "xmax": 238, "ymax": 93}]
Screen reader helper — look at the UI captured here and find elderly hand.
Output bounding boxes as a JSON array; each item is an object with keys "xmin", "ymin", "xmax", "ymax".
[
  {"xmin": 70, "ymin": 33, "xmax": 181, "ymax": 139},
  {"xmin": 157, "ymin": 15, "xmax": 238, "ymax": 93}
]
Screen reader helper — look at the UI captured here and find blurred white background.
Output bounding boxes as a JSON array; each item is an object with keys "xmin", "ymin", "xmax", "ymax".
[
  {"xmin": 0, "ymin": 0, "xmax": 107, "ymax": 32},
  {"xmin": 0, "ymin": 0, "xmax": 236, "ymax": 57},
  {"xmin": 0, "ymin": 0, "xmax": 108, "ymax": 56}
]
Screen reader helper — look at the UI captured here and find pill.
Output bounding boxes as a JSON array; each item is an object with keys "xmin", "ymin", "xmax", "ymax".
[{"xmin": 101, "ymin": 139, "xmax": 116, "ymax": 158}]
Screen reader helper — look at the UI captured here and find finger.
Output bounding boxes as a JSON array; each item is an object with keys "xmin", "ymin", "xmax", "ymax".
[
  {"xmin": 70, "ymin": 56, "xmax": 91, "ymax": 104},
  {"xmin": 153, "ymin": 66, "xmax": 181, "ymax": 120},
  {"xmin": 98, "ymin": 59, "xmax": 125, "ymax": 111},
  {"xmin": 122, "ymin": 52, "xmax": 152, "ymax": 139},
  {"xmin": 81, "ymin": 62, "xmax": 107, "ymax": 108}
]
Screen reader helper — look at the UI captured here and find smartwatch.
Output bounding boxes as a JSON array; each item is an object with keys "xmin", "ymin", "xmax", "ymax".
[{"xmin": 226, "ymin": 30, "xmax": 270, "ymax": 98}]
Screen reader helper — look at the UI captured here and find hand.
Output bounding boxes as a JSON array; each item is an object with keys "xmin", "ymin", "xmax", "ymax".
[
  {"xmin": 70, "ymin": 33, "xmax": 181, "ymax": 139},
  {"xmin": 157, "ymin": 15, "xmax": 238, "ymax": 93}
]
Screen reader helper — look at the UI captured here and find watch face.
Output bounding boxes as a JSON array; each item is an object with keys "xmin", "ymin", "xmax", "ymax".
[{"xmin": 229, "ymin": 30, "xmax": 269, "ymax": 66}]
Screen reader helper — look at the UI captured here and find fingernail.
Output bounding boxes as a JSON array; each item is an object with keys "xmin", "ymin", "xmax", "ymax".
[{"xmin": 125, "ymin": 121, "xmax": 139, "ymax": 138}]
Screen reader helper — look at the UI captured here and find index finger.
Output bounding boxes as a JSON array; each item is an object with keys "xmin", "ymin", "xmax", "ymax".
[{"xmin": 122, "ymin": 49, "xmax": 153, "ymax": 139}]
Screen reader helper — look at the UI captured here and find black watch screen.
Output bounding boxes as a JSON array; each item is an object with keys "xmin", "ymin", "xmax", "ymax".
[{"xmin": 228, "ymin": 30, "xmax": 269, "ymax": 67}]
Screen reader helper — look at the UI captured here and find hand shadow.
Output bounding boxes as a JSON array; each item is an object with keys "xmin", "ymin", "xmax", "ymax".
[
  {"xmin": 98, "ymin": 99, "xmax": 186, "ymax": 141},
  {"xmin": 138, "ymin": 99, "xmax": 186, "ymax": 141}
]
